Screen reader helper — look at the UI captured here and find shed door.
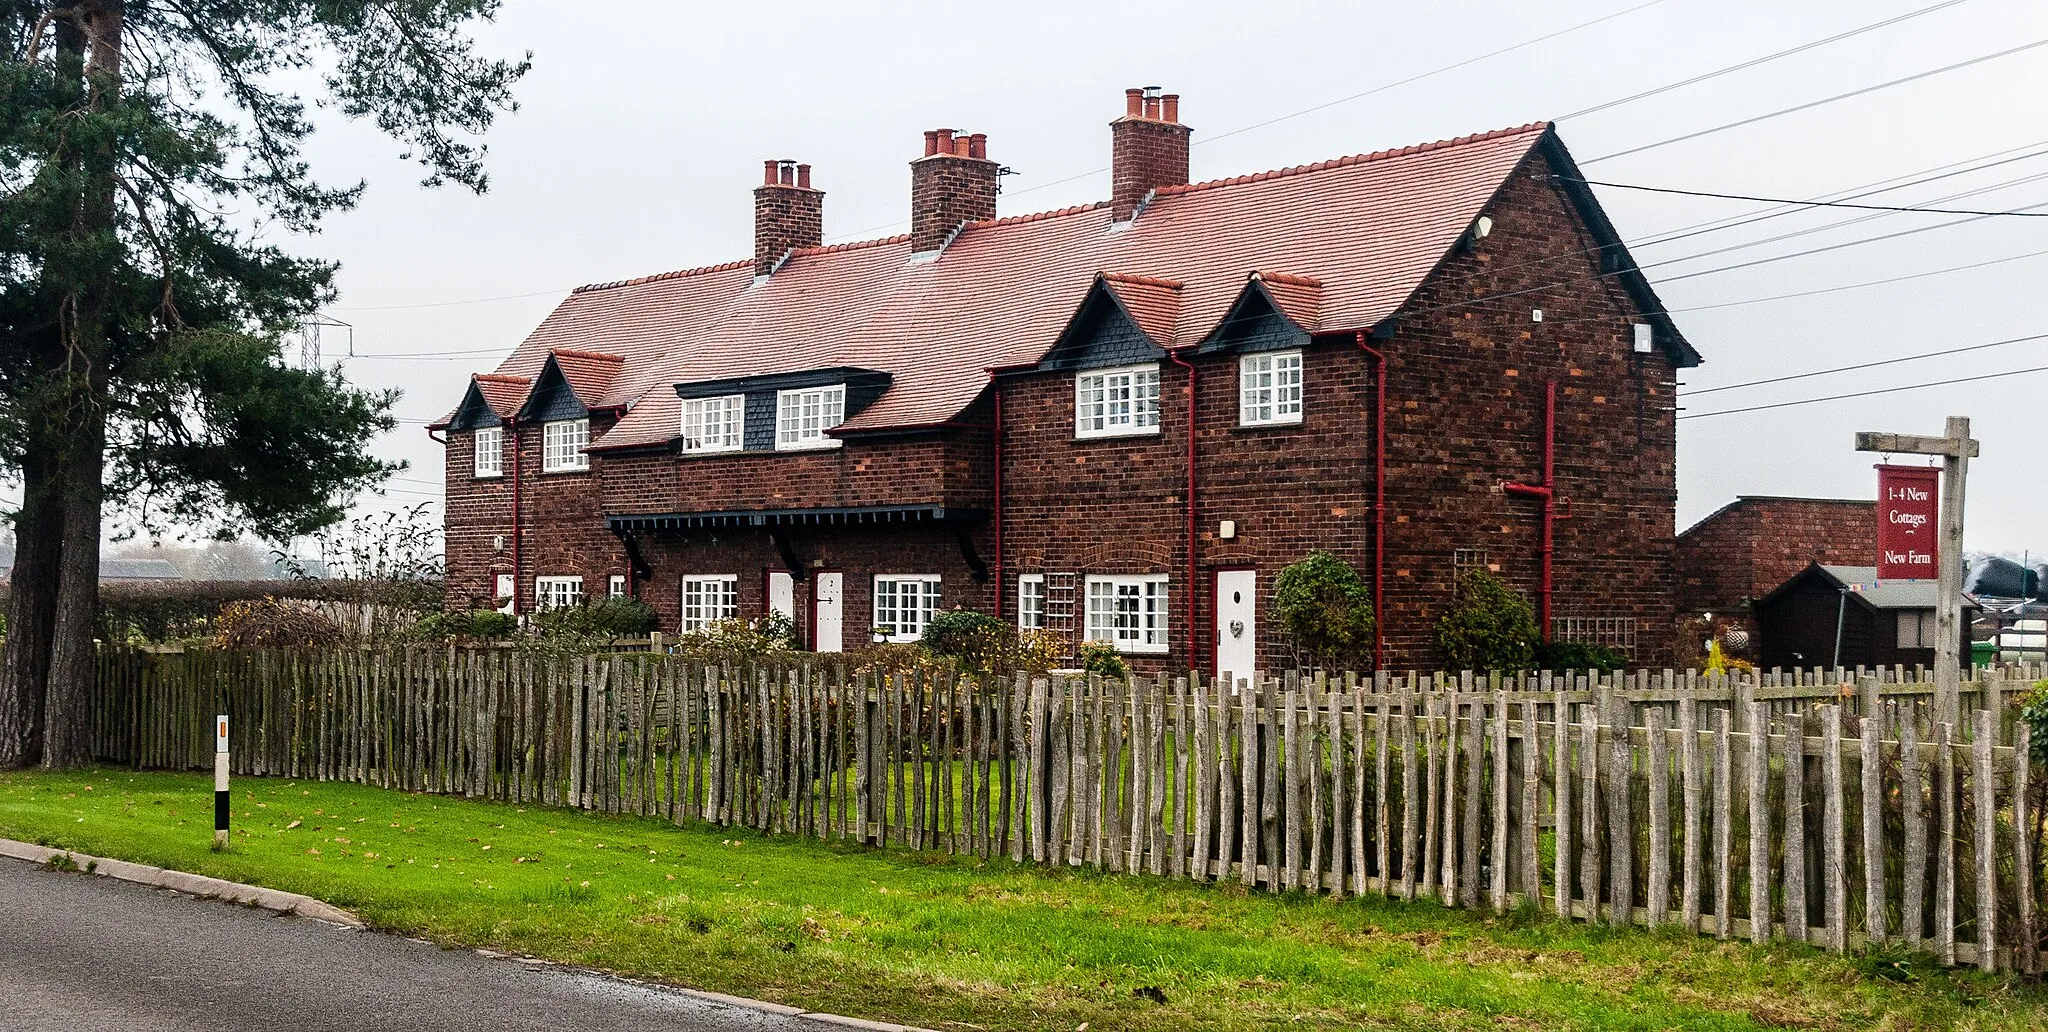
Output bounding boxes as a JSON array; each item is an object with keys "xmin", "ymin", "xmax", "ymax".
[
  {"xmin": 1215, "ymin": 570, "xmax": 1257, "ymax": 686},
  {"xmin": 813, "ymin": 572, "xmax": 844, "ymax": 653}
]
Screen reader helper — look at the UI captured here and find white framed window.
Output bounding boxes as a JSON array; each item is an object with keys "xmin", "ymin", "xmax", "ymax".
[
  {"xmin": 607, "ymin": 574, "xmax": 628, "ymax": 598},
  {"xmin": 872, "ymin": 575, "xmax": 941, "ymax": 643},
  {"xmin": 1017, "ymin": 574, "xmax": 1046, "ymax": 631},
  {"xmin": 1898, "ymin": 610, "xmax": 1939, "ymax": 649},
  {"xmin": 473, "ymin": 426, "xmax": 503, "ymax": 478},
  {"xmin": 535, "ymin": 575, "xmax": 584, "ymax": 611},
  {"xmin": 680, "ymin": 575, "xmax": 739, "ymax": 631},
  {"xmin": 680, "ymin": 394, "xmax": 745, "ymax": 453},
  {"xmin": 1086, "ymin": 574, "xmax": 1170, "ymax": 654},
  {"xmin": 775, "ymin": 385, "xmax": 846, "ymax": 451},
  {"xmin": 1238, "ymin": 350, "xmax": 1303, "ymax": 426},
  {"xmin": 1075, "ymin": 364, "xmax": 1161, "ymax": 438},
  {"xmin": 541, "ymin": 418, "xmax": 590, "ymax": 472}
]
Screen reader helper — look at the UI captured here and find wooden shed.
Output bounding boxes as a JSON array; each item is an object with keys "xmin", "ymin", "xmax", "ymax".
[{"xmin": 1753, "ymin": 563, "xmax": 1976, "ymax": 671}]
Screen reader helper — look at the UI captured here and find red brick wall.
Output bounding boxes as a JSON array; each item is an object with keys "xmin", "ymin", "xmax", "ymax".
[
  {"xmin": 1676, "ymin": 498, "xmax": 1877, "ymax": 614},
  {"xmin": 443, "ymin": 416, "xmax": 629, "ymax": 613}
]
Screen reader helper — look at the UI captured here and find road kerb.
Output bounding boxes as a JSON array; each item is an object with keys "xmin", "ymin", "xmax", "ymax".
[{"xmin": 0, "ymin": 837, "xmax": 364, "ymax": 928}]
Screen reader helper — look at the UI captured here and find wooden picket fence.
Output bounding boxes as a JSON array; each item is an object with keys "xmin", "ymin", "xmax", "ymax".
[{"xmin": 86, "ymin": 649, "xmax": 2048, "ymax": 973}]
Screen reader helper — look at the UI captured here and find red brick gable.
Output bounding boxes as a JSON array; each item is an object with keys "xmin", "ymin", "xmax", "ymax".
[{"xmin": 1676, "ymin": 497, "xmax": 1878, "ymax": 613}]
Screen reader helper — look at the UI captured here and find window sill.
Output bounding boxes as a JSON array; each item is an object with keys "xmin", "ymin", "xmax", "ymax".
[
  {"xmin": 1231, "ymin": 417, "xmax": 1305, "ymax": 433},
  {"xmin": 1072, "ymin": 428, "xmax": 1163, "ymax": 443},
  {"xmin": 539, "ymin": 465, "xmax": 592, "ymax": 475},
  {"xmin": 472, "ymin": 472, "xmax": 504, "ymax": 480},
  {"xmin": 775, "ymin": 441, "xmax": 845, "ymax": 453},
  {"xmin": 678, "ymin": 447, "xmax": 745, "ymax": 458},
  {"xmin": 1096, "ymin": 641, "xmax": 1170, "ymax": 656}
]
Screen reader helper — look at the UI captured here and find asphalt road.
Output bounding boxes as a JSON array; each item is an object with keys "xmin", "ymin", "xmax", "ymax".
[{"xmin": 0, "ymin": 858, "xmax": 821, "ymax": 1032}]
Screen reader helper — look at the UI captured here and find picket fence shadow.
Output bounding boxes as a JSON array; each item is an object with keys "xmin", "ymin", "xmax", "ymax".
[{"xmin": 87, "ymin": 650, "xmax": 2048, "ymax": 973}]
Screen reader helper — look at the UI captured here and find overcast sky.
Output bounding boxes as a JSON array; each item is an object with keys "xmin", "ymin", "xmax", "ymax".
[{"xmin": 36, "ymin": 0, "xmax": 2048, "ymax": 557}]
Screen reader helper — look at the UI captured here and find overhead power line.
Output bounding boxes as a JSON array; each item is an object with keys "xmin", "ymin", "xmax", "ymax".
[
  {"xmin": 1678, "ymin": 364, "xmax": 2048, "ymax": 420},
  {"xmin": 1681, "ymin": 332, "xmax": 2048, "ymax": 396},
  {"xmin": 1584, "ymin": 36, "xmax": 2048, "ymax": 164},
  {"xmin": 1556, "ymin": 0, "xmax": 1969, "ymax": 120},
  {"xmin": 1558, "ymin": 176, "xmax": 2048, "ymax": 217}
]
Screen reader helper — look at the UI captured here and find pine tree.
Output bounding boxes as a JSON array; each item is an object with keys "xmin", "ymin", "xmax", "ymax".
[{"xmin": 0, "ymin": 2, "xmax": 527, "ymax": 767}]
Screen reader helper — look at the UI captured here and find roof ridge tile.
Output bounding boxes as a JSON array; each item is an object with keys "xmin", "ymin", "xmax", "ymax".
[
  {"xmin": 788, "ymin": 233, "xmax": 913, "ymax": 258},
  {"xmin": 473, "ymin": 372, "xmax": 531, "ymax": 384},
  {"xmin": 962, "ymin": 201, "xmax": 1110, "ymax": 232},
  {"xmin": 1155, "ymin": 121, "xmax": 1550, "ymax": 199},
  {"xmin": 1252, "ymin": 271, "xmax": 1324, "ymax": 288},
  {"xmin": 1100, "ymin": 272, "xmax": 1184, "ymax": 290},
  {"xmin": 551, "ymin": 347, "xmax": 625, "ymax": 363},
  {"xmin": 574, "ymin": 258, "xmax": 754, "ymax": 295}
]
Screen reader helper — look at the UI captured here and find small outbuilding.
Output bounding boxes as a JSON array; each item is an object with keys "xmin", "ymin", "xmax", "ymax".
[{"xmin": 1752, "ymin": 563, "xmax": 1976, "ymax": 671}]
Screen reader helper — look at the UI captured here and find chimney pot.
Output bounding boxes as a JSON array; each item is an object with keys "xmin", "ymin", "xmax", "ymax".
[
  {"xmin": 910, "ymin": 127, "xmax": 997, "ymax": 253},
  {"xmin": 755, "ymin": 158, "xmax": 824, "ymax": 275},
  {"xmin": 1110, "ymin": 86, "xmax": 1191, "ymax": 221}
]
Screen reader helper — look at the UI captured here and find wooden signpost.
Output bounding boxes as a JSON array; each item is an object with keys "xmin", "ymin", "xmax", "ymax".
[{"xmin": 1854, "ymin": 416, "xmax": 1978, "ymax": 724}]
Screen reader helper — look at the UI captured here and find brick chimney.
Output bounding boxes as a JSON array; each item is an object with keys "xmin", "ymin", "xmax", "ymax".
[
  {"xmin": 909, "ymin": 128, "xmax": 998, "ymax": 255},
  {"xmin": 755, "ymin": 159, "xmax": 823, "ymax": 276},
  {"xmin": 1110, "ymin": 86, "xmax": 1190, "ymax": 222}
]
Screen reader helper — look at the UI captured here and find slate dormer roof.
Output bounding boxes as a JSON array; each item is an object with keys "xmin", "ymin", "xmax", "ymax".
[{"xmin": 462, "ymin": 122, "xmax": 1698, "ymax": 453}]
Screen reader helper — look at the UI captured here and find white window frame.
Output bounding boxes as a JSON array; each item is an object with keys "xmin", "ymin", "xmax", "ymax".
[
  {"xmin": 872, "ymin": 575, "xmax": 941, "ymax": 643},
  {"xmin": 1238, "ymin": 350, "xmax": 1304, "ymax": 426},
  {"xmin": 541, "ymin": 418, "xmax": 590, "ymax": 472},
  {"xmin": 679, "ymin": 394, "xmax": 745, "ymax": 453},
  {"xmin": 1074, "ymin": 363, "xmax": 1162, "ymax": 439},
  {"xmin": 535, "ymin": 575, "xmax": 584, "ymax": 611},
  {"xmin": 607, "ymin": 574, "xmax": 628, "ymax": 598},
  {"xmin": 680, "ymin": 575, "xmax": 739, "ymax": 632},
  {"xmin": 1085, "ymin": 574, "xmax": 1170, "ymax": 654},
  {"xmin": 775, "ymin": 384, "xmax": 846, "ymax": 451},
  {"xmin": 1017, "ymin": 574, "xmax": 1046, "ymax": 631},
  {"xmin": 472, "ymin": 426, "xmax": 503, "ymax": 478}
]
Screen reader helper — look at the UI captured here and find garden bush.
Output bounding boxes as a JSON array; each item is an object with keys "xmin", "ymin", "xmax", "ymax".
[
  {"xmin": 1273, "ymin": 550, "xmax": 1375, "ymax": 671},
  {"xmin": 1533, "ymin": 638, "xmax": 1630, "ymax": 673},
  {"xmin": 1434, "ymin": 568, "xmax": 1539, "ymax": 673},
  {"xmin": 213, "ymin": 598, "xmax": 343, "ymax": 650}
]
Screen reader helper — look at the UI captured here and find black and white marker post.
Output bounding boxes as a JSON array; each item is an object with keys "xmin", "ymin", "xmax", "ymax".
[{"xmin": 213, "ymin": 714, "xmax": 230, "ymax": 849}]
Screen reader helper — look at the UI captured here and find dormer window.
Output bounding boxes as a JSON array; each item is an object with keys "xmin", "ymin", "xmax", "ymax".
[
  {"xmin": 1238, "ymin": 350, "xmax": 1303, "ymax": 426},
  {"xmin": 776, "ymin": 384, "xmax": 845, "ymax": 451},
  {"xmin": 473, "ymin": 426, "xmax": 503, "ymax": 478},
  {"xmin": 680, "ymin": 394, "xmax": 744, "ymax": 453},
  {"xmin": 1075, "ymin": 364, "xmax": 1161, "ymax": 439},
  {"xmin": 542, "ymin": 418, "xmax": 590, "ymax": 472}
]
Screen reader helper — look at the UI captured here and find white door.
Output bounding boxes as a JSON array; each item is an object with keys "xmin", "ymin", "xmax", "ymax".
[
  {"xmin": 767, "ymin": 571, "xmax": 796, "ymax": 621},
  {"xmin": 1215, "ymin": 570, "xmax": 1257, "ymax": 685},
  {"xmin": 813, "ymin": 572, "xmax": 843, "ymax": 653}
]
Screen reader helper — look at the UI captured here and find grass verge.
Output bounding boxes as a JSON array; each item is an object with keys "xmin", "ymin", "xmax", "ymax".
[{"xmin": 1, "ymin": 768, "xmax": 2043, "ymax": 1031}]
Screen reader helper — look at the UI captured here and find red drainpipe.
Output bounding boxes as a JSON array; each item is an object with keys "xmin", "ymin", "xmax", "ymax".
[
  {"xmin": 1500, "ymin": 380, "xmax": 1557, "ymax": 640},
  {"xmin": 1168, "ymin": 348, "xmax": 1199, "ymax": 672},
  {"xmin": 509, "ymin": 416, "xmax": 524, "ymax": 616},
  {"xmin": 990, "ymin": 377, "xmax": 1005, "ymax": 619},
  {"xmin": 1354, "ymin": 332, "xmax": 1388, "ymax": 673}
]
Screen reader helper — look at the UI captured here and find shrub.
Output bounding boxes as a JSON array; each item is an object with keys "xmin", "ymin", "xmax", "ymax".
[
  {"xmin": 1534, "ymin": 639, "xmax": 1630, "ymax": 673},
  {"xmin": 920, "ymin": 609, "xmax": 1015, "ymax": 675},
  {"xmin": 1273, "ymin": 551, "xmax": 1375, "ymax": 672},
  {"xmin": 1076, "ymin": 639, "xmax": 1130, "ymax": 680},
  {"xmin": 532, "ymin": 596, "xmax": 660, "ymax": 639},
  {"xmin": 214, "ymin": 597, "xmax": 343, "ymax": 650},
  {"xmin": 2020, "ymin": 681, "xmax": 2048, "ymax": 766},
  {"xmin": 410, "ymin": 609, "xmax": 516, "ymax": 643},
  {"xmin": 672, "ymin": 617, "xmax": 799, "ymax": 665},
  {"xmin": 1434, "ymin": 568, "xmax": 1539, "ymax": 673}
]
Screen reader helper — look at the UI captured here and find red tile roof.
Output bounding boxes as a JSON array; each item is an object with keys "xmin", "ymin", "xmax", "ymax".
[
  {"xmin": 480, "ymin": 122, "xmax": 1562, "ymax": 450},
  {"xmin": 1097, "ymin": 273, "xmax": 1185, "ymax": 347},
  {"xmin": 472, "ymin": 374, "xmax": 532, "ymax": 419},
  {"xmin": 548, "ymin": 348, "xmax": 625, "ymax": 411}
]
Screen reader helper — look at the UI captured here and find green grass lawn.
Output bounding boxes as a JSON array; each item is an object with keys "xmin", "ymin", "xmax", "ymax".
[{"xmin": 2, "ymin": 769, "xmax": 2043, "ymax": 1031}]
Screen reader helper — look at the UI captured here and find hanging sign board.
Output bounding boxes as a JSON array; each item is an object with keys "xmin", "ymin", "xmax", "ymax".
[{"xmin": 1875, "ymin": 464, "xmax": 1939, "ymax": 581}]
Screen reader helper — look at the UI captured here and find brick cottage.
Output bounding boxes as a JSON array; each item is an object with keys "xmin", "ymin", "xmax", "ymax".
[{"xmin": 433, "ymin": 87, "xmax": 1702, "ymax": 674}]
